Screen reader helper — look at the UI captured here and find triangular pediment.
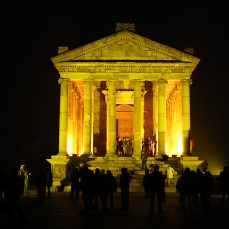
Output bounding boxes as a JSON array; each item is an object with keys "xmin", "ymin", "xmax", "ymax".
[{"xmin": 51, "ymin": 30, "xmax": 199, "ymax": 65}]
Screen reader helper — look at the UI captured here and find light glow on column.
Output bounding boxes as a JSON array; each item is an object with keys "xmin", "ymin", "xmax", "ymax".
[{"xmin": 67, "ymin": 133, "xmax": 73, "ymax": 156}]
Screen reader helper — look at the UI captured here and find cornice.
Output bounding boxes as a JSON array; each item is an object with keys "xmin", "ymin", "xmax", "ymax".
[{"xmin": 55, "ymin": 62, "xmax": 194, "ymax": 74}]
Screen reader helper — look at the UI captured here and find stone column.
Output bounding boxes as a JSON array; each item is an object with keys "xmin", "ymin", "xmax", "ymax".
[
  {"xmin": 46, "ymin": 78, "xmax": 69, "ymax": 190},
  {"xmin": 83, "ymin": 80, "xmax": 92, "ymax": 154},
  {"xmin": 157, "ymin": 79, "xmax": 168, "ymax": 155},
  {"xmin": 181, "ymin": 79, "xmax": 192, "ymax": 156},
  {"xmin": 93, "ymin": 82, "xmax": 101, "ymax": 134},
  {"xmin": 58, "ymin": 78, "xmax": 69, "ymax": 155},
  {"xmin": 107, "ymin": 80, "xmax": 116, "ymax": 156},
  {"xmin": 73, "ymin": 91, "xmax": 79, "ymax": 155},
  {"xmin": 133, "ymin": 80, "xmax": 142, "ymax": 158},
  {"xmin": 79, "ymin": 102, "xmax": 84, "ymax": 155},
  {"xmin": 152, "ymin": 82, "xmax": 158, "ymax": 141}
]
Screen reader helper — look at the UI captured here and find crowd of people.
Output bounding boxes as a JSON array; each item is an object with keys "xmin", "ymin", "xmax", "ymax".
[
  {"xmin": 70, "ymin": 166, "xmax": 119, "ymax": 214},
  {"xmin": 0, "ymin": 164, "xmax": 229, "ymax": 221},
  {"xmin": 116, "ymin": 136, "xmax": 157, "ymax": 157}
]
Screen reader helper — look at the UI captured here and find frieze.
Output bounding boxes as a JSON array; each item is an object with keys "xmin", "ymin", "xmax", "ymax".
[{"xmin": 57, "ymin": 64, "xmax": 193, "ymax": 74}]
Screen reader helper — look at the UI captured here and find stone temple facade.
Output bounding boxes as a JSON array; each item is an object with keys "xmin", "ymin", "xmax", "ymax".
[{"xmin": 47, "ymin": 24, "xmax": 202, "ymax": 191}]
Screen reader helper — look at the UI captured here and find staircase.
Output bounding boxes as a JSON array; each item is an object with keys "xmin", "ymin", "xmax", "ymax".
[{"xmin": 88, "ymin": 156, "xmax": 181, "ymax": 193}]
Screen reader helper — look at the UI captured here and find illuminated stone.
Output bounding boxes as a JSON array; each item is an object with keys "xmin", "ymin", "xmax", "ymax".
[
  {"xmin": 83, "ymin": 80, "xmax": 92, "ymax": 154},
  {"xmin": 48, "ymin": 25, "xmax": 200, "ymax": 189}
]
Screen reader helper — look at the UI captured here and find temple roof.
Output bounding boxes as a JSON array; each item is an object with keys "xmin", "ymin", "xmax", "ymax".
[{"xmin": 51, "ymin": 30, "xmax": 200, "ymax": 68}]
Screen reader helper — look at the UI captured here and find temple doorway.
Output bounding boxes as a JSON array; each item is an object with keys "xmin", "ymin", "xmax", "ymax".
[{"xmin": 116, "ymin": 104, "xmax": 134, "ymax": 139}]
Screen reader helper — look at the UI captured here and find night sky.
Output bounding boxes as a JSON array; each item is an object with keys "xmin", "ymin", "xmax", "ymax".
[{"xmin": 6, "ymin": 3, "xmax": 228, "ymax": 174}]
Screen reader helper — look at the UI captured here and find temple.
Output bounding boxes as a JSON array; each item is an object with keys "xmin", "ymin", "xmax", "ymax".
[{"xmin": 47, "ymin": 24, "xmax": 202, "ymax": 191}]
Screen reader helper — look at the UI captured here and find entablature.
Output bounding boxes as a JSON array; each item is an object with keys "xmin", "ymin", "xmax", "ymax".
[{"xmin": 56, "ymin": 61, "xmax": 194, "ymax": 73}]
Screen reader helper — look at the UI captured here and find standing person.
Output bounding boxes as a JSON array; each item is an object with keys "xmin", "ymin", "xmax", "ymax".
[
  {"xmin": 46, "ymin": 170, "xmax": 53, "ymax": 199},
  {"xmin": 219, "ymin": 166, "xmax": 229, "ymax": 204},
  {"xmin": 149, "ymin": 165, "xmax": 165, "ymax": 213},
  {"xmin": 195, "ymin": 168, "xmax": 204, "ymax": 203},
  {"xmin": 200, "ymin": 171, "xmax": 213, "ymax": 211},
  {"xmin": 117, "ymin": 138, "xmax": 124, "ymax": 156},
  {"xmin": 180, "ymin": 168, "xmax": 192, "ymax": 207},
  {"xmin": 141, "ymin": 147, "xmax": 148, "ymax": 170},
  {"xmin": 153, "ymin": 140, "xmax": 157, "ymax": 157},
  {"xmin": 37, "ymin": 169, "xmax": 46, "ymax": 202},
  {"xmin": 100, "ymin": 169, "xmax": 108, "ymax": 211},
  {"xmin": 79, "ymin": 166, "xmax": 91, "ymax": 215},
  {"xmin": 120, "ymin": 168, "xmax": 131, "ymax": 210},
  {"xmin": 148, "ymin": 139, "xmax": 153, "ymax": 157},
  {"xmin": 4, "ymin": 167, "xmax": 26, "ymax": 225},
  {"xmin": 142, "ymin": 169, "xmax": 150, "ymax": 198},
  {"xmin": 93, "ymin": 168, "xmax": 101, "ymax": 209},
  {"xmin": 166, "ymin": 165, "xmax": 174, "ymax": 186},
  {"xmin": 70, "ymin": 168, "xmax": 80, "ymax": 201},
  {"xmin": 106, "ymin": 170, "xmax": 117, "ymax": 209},
  {"xmin": 19, "ymin": 165, "xmax": 29, "ymax": 195}
]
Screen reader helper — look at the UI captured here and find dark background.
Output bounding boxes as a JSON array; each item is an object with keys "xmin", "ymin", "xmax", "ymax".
[{"xmin": 5, "ymin": 3, "xmax": 228, "ymax": 175}]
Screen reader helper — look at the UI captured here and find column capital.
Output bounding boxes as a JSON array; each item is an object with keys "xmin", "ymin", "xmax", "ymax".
[
  {"xmin": 181, "ymin": 79, "xmax": 192, "ymax": 85},
  {"xmin": 58, "ymin": 78, "xmax": 69, "ymax": 85},
  {"xmin": 132, "ymin": 79, "xmax": 143, "ymax": 85},
  {"xmin": 157, "ymin": 79, "xmax": 168, "ymax": 85},
  {"xmin": 106, "ymin": 80, "xmax": 118, "ymax": 89},
  {"xmin": 83, "ymin": 79, "xmax": 92, "ymax": 84}
]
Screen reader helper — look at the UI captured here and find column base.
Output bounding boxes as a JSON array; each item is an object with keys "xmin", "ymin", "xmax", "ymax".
[
  {"xmin": 180, "ymin": 156, "xmax": 204, "ymax": 171},
  {"xmin": 46, "ymin": 154, "xmax": 69, "ymax": 190}
]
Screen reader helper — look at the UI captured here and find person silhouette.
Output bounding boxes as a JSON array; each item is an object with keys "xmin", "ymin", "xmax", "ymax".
[
  {"xmin": 93, "ymin": 168, "xmax": 101, "ymax": 209},
  {"xmin": 46, "ymin": 170, "xmax": 53, "ymax": 199},
  {"xmin": 70, "ymin": 168, "xmax": 79, "ymax": 201},
  {"xmin": 36, "ymin": 169, "xmax": 46, "ymax": 202},
  {"xmin": 142, "ymin": 169, "xmax": 150, "ymax": 198},
  {"xmin": 180, "ymin": 167, "xmax": 192, "ymax": 207},
  {"xmin": 141, "ymin": 146, "xmax": 148, "ymax": 170},
  {"xmin": 200, "ymin": 171, "xmax": 213, "ymax": 211},
  {"xmin": 120, "ymin": 168, "xmax": 131, "ymax": 210},
  {"xmin": 100, "ymin": 169, "xmax": 108, "ymax": 211},
  {"xmin": 4, "ymin": 167, "xmax": 26, "ymax": 225},
  {"xmin": 106, "ymin": 170, "xmax": 117, "ymax": 209},
  {"xmin": 149, "ymin": 165, "xmax": 165, "ymax": 213},
  {"xmin": 79, "ymin": 166, "xmax": 91, "ymax": 215},
  {"xmin": 219, "ymin": 166, "xmax": 229, "ymax": 204}
]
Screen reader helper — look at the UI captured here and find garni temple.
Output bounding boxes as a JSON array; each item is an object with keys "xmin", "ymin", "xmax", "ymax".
[{"xmin": 47, "ymin": 23, "xmax": 203, "ymax": 191}]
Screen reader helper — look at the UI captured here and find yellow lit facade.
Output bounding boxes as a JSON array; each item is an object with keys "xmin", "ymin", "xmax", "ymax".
[{"xmin": 47, "ymin": 26, "xmax": 200, "ymax": 187}]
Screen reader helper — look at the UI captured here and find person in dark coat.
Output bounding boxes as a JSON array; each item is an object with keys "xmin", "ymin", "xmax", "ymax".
[
  {"xmin": 219, "ymin": 166, "xmax": 229, "ymax": 204},
  {"xmin": 70, "ymin": 168, "xmax": 80, "ymax": 201},
  {"xmin": 120, "ymin": 168, "xmax": 131, "ymax": 210},
  {"xmin": 142, "ymin": 169, "xmax": 150, "ymax": 198},
  {"xmin": 79, "ymin": 166, "xmax": 91, "ymax": 215},
  {"xmin": 100, "ymin": 169, "xmax": 108, "ymax": 210},
  {"xmin": 37, "ymin": 169, "xmax": 46, "ymax": 202},
  {"xmin": 106, "ymin": 170, "xmax": 117, "ymax": 209},
  {"xmin": 46, "ymin": 170, "xmax": 53, "ymax": 199},
  {"xmin": 200, "ymin": 171, "xmax": 213, "ymax": 211},
  {"xmin": 4, "ymin": 167, "xmax": 26, "ymax": 224},
  {"xmin": 93, "ymin": 168, "xmax": 101, "ymax": 209},
  {"xmin": 149, "ymin": 165, "xmax": 165, "ymax": 213},
  {"xmin": 180, "ymin": 167, "xmax": 192, "ymax": 207}
]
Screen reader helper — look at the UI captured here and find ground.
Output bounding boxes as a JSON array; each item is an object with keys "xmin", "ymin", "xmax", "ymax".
[{"xmin": 0, "ymin": 190, "xmax": 229, "ymax": 229}]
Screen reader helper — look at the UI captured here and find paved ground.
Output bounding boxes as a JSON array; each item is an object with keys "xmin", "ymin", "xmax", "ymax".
[{"xmin": 0, "ymin": 191, "xmax": 229, "ymax": 229}]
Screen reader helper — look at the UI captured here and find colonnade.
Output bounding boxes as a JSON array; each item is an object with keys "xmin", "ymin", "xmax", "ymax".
[{"xmin": 57, "ymin": 78, "xmax": 191, "ymax": 158}]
